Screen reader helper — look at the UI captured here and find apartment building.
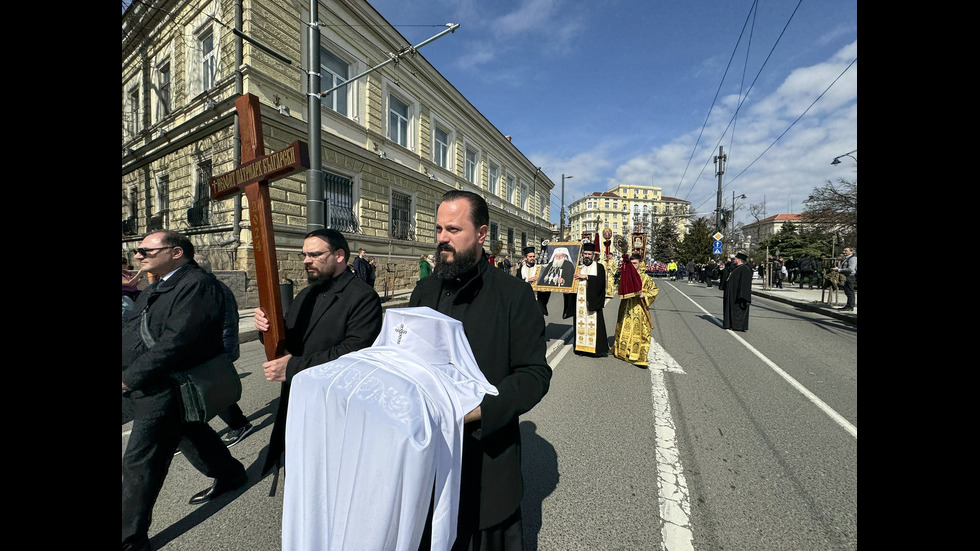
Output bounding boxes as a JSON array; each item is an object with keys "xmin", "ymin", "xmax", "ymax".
[
  {"xmin": 567, "ymin": 184, "xmax": 690, "ymax": 254},
  {"xmin": 122, "ymin": 0, "xmax": 555, "ymax": 305}
]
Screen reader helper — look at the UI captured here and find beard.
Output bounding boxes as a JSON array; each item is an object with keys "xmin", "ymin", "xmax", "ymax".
[
  {"xmin": 582, "ymin": 257, "xmax": 593, "ymax": 266},
  {"xmin": 434, "ymin": 242, "xmax": 480, "ymax": 279},
  {"xmin": 306, "ymin": 266, "xmax": 332, "ymax": 285},
  {"xmin": 525, "ymin": 259, "xmax": 535, "ymax": 267}
]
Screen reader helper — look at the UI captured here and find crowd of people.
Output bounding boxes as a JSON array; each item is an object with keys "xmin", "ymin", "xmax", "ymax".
[{"xmin": 122, "ymin": 215, "xmax": 855, "ymax": 550}]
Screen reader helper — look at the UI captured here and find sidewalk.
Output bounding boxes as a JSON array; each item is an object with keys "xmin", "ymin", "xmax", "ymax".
[{"xmin": 684, "ymin": 276, "xmax": 856, "ymax": 325}]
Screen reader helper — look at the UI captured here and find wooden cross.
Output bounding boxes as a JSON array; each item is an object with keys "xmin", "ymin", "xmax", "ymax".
[{"xmin": 209, "ymin": 93, "xmax": 310, "ymax": 361}]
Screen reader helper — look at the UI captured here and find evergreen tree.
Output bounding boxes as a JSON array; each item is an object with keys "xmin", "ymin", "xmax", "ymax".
[
  {"xmin": 678, "ymin": 217, "xmax": 714, "ymax": 264},
  {"xmin": 651, "ymin": 217, "xmax": 680, "ymax": 262}
]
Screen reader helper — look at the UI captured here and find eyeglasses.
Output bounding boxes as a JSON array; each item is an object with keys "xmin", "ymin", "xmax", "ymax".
[
  {"xmin": 299, "ymin": 250, "xmax": 333, "ymax": 260},
  {"xmin": 134, "ymin": 246, "xmax": 176, "ymax": 256}
]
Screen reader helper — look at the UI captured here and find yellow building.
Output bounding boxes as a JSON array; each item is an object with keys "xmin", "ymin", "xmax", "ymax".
[
  {"xmin": 122, "ymin": 0, "xmax": 555, "ymax": 305},
  {"xmin": 567, "ymin": 184, "xmax": 690, "ymax": 255}
]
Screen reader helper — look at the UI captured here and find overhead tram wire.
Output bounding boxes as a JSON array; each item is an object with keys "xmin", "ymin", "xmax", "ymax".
[
  {"xmin": 726, "ymin": 57, "xmax": 857, "ymax": 187},
  {"xmin": 672, "ymin": 0, "xmax": 760, "ymax": 201},
  {"xmin": 678, "ymin": 0, "xmax": 804, "ymax": 209}
]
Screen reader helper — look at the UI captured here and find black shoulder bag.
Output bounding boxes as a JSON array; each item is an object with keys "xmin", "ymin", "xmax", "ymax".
[{"xmin": 140, "ymin": 309, "xmax": 242, "ymax": 424}]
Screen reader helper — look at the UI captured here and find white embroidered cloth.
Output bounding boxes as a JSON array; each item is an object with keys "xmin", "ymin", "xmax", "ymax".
[{"xmin": 282, "ymin": 307, "xmax": 497, "ymax": 551}]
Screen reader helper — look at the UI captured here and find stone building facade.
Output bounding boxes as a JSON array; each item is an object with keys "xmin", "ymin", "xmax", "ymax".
[
  {"xmin": 567, "ymin": 184, "xmax": 691, "ymax": 255},
  {"xmin": 122, "ymin": 0, "xmax": 555, "ymax": 307}
]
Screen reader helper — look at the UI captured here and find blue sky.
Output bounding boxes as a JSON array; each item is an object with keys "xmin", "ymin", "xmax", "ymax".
[{"xmin": 364, "ymin": 0, "xmax": 857, "ymax": 228}]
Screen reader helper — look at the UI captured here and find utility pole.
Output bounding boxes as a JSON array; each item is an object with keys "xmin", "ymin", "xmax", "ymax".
[
  {"xmin": 714, "ymin": 146, "xmax": 726, "ymax": 233},
  {"xmin": 306, "ymin": 22, "xmax": 458, "ymax": 232},
  {"xmin": 306, "ymin": 0, "xmax": 323, "ymax": 231},
  {"xmin": 560, "ymin": 174, "xmax": 572, "ymax": 240}
]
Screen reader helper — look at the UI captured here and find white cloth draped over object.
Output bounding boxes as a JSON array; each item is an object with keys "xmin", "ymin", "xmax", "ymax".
[{"xmin": 283, "ymin": 307, "xmax": 498, "ymax": 551}]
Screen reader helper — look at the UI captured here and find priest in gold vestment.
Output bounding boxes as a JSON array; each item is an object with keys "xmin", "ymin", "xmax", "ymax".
[
  {"xmin": 614, "ymin": 253, "xmax": 659, "ymax": 367},
  {"xmin": 563, "ymin": 242, "xmax": 608, "ymax": 357}
]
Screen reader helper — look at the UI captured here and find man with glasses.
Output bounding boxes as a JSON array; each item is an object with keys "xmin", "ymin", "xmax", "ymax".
[
  {"xmin": 122, "ymin": 230, "xmax": 248, "ymax": 551},
  {"xmin": 252, "ymin": 228, "xmax": 382, "ymax": 479}
]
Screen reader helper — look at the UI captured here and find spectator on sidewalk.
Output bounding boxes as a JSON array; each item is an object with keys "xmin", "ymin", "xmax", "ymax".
[
  {"xmin": 418, "ymin": 253, "xmax": 432, "ymax": 281},
  {"xmin": 786, "ymin": 256, "xmax": 799, "ymax": 284},
  {"xmin": 352, "ymin": 248, "xmax": 372, "ymax": 285},
  {"xmin": 798, "ymin": 254, "xmax": 817, "ymax": 289},
  {"xmin": 832, "ymin": 247, "xmax": 857, "ymax": 311}
]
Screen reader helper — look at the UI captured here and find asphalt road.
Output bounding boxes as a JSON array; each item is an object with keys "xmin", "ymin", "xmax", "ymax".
[{"xmin": 122, "ymin": 279, "xmax": 857, "ymax": 550}]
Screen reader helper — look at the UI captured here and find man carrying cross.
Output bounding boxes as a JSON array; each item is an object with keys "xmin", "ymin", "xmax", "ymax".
[
  {"xmin": 253, "ymin": 229, "xmax": 382, "ymax": 479},
  {"xmin": 563, "ymin": 242, "xmax": 609, "ymax": 357}
]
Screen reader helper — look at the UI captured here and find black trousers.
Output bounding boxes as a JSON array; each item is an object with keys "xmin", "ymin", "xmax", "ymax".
[
  {"xmin": 842, "ymin": 275, "xmax": 856, "ymax": 307},
  {"xmin": 122, "ymin": 388, "xmax": 246, "ymax": 547},
  {"xmin": 216, "ymin": 402, "xmax": 249, "ymax": 430}
]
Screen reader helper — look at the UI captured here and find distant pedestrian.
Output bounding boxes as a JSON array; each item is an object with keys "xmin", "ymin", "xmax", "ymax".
[
  {"xmin": 832, "ymin": 247, "xmax": 857, "ymax": 311},
  {"xmin": 352, "ymin": 248, "xmax": 372, "ymax": 285},
  {"xmin": 786, "ymin": 256, "xmax": 799, "ymax": 284},
  {"xmin": 798, "ymin": 254, "xmax": 817, "ymax": 289},
  {"xmin": 418, "ymin": 253, "xmax": 432, "ymax": 281}
]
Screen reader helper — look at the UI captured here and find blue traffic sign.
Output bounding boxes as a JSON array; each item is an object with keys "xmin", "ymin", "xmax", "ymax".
[{"xmin": 712, "ymin": 240, "xmax": 723, "ymax": 254}]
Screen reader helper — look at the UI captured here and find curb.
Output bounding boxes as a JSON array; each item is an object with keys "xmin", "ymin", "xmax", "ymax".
[{"xmin": 753, "ymin": 291, "xmax": 856, "ymax": 326}]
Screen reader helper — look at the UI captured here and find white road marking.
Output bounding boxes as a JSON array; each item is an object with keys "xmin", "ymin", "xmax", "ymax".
[
  {"xmin": 548, "ymin": 327, "xmax": 574, "ymax": 369},
  {"xmin": 667, "ymin": 282, "xmax": 857, "ymax": 439},
  {"xmin": 649, "ymin": 340, "xmax": 696, "ymax": 551}
]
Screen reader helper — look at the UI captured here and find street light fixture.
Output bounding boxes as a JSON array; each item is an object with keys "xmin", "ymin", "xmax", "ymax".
[
  {"xmin": 731, "ymin": 192, "xmax": 746, "ymax": 255},
  {"xmin": 831, "ymin": 149, "xmax": 857, "ymax": 165}
]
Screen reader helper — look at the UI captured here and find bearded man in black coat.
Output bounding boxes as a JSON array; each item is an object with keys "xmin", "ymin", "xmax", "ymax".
[
  {"xmin": 410, "ymin": 190, "xmax": 551, "ymax": 550},
  {"xmin": 253, "ymin": 229, "xmax": 382, "ymax": 478}
]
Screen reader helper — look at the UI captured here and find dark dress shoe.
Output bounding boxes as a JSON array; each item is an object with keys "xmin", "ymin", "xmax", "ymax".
[
  {"xmin": 188, "ymin": 472, "xmax": 248, "ymax": 505},
  {"xmin": 122, "ymin": 537, "xmax": 152, "ymax": 551}
]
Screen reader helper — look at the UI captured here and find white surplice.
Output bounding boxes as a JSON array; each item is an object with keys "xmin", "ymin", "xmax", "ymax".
[{"xmin": 282, "ymin": 307, "xmax": 498, "ymax": 551}]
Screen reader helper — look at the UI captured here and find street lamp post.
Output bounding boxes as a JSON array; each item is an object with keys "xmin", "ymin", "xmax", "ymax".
[
  {"xmin": 560, "ymin": 174, "xmax": 572, "ymax": 240},
  {"xmin": 831, "ymin": 149, "xmax": 857, "ymax": 165},
  {"xmin": 731, "ymin": 192, "xmax": 746, "ymax": 255}
]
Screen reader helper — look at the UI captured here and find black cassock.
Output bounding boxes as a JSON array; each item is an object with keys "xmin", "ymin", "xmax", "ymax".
[
  {"xmin": 563, "ymin": 262, "xmax": 609, "ymax": 356},
  {"xmin": 722, "ymin": 263, "xmax": 753, "ymax": 331}
]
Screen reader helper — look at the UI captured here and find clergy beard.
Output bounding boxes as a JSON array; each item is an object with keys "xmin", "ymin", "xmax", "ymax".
[
  {"xmin": 525, "ymin": 259, "xmax": 535, "ymax": 267},
  {"xmin": 307, "ymin": 271, "xmax": 332, "ymax": 285},
  {"xmin": 582, "ymin": 257, "xmax": 593, "ymax": 266},
  {"xmin": 434, "ymin": 242, "xmax": 480, "ymax": 279}
]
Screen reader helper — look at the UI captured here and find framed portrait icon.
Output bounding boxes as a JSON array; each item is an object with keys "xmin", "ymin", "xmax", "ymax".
[{"xmin": 533, "ymin": 242, "xmax": 583, "ymax": 293}]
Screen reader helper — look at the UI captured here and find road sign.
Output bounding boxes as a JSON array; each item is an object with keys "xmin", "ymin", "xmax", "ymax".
[
  {"xmin": 713, "ymin": 240, "xmax": 723, "ymax": 255},
  {"xmin": 713, "ymin": 232, "xmax": 724, "ymax": 241}
]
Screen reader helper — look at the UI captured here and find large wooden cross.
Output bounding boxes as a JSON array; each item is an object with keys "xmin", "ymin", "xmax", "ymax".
[{"xmin": 209, "ymin": 93, "xmax": 310, "ymax": 360}]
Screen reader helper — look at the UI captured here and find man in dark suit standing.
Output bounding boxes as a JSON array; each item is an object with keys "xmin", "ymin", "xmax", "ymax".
[
  {"xmin": 122, "ymin": 230, "xmax": 248, "ymax": 551},
  {"xmin": 253, "ymin": 229, "xmax": 382, "ymax": 478},
  {"xmin": 411, "ymin": 190, "xmax": 551, "ymax": 550}
]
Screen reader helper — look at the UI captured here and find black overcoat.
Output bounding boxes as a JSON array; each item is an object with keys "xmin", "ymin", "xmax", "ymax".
[
  {"xmin": 409, "ymin": 259, "xmax": 552, "ymax": 529},
  {"xmin": 261, "ymin": 269, "xmax": 382, "ymax": 474},
  {"xmin": 722, "ymin": 263, "xmax": 753, "ymax": 331}
]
